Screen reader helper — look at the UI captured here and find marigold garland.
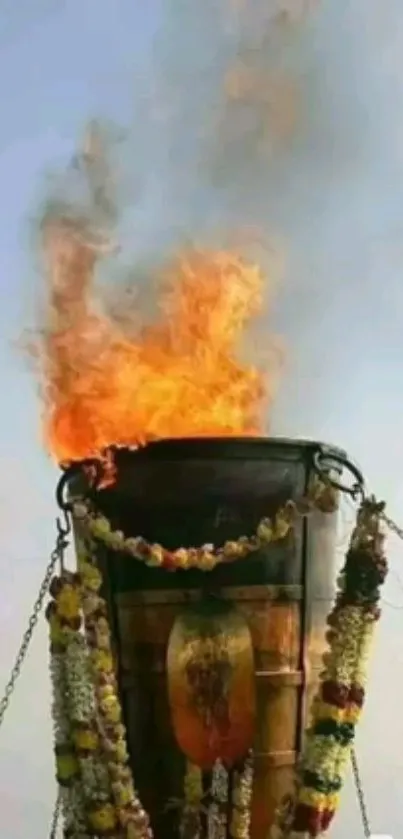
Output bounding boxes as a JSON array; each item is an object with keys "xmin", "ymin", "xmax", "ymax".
[
  {"xmin": 72, "ymin": 500, "xmax": 294, "ymax": 572},
  {"xmin": 270, "ymin": 497, "xmax": 387, "ymax": 838},
  {"xmin": 71, "ymin": 474, "xmax": 337, "ymax": 572},
  {"xmin": 76, "ymin": 534, "xmax": 153, "ymax": 839},
  {"xmin": 47, "ymin": 560, "xmax": 151, "ymax": 838},
  {"xmin": 230, "ymin": 752, "xmax": 254, "ymax": 839}
]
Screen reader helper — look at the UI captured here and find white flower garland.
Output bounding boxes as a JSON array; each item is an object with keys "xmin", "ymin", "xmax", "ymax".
[
  {"xmin": 208, "ymin": 760, "xmax": 229, "ymax": 839},
  {"xmin": 65, "ymin": 632, "xmax": 112, "ymax": 806},
  {"xmin": 49, "ymin": 643, "xmax": 87, "ymax": 837},
  {"xmin": 230, "ymin": 753, "xmax": 254, "ymax": 839}
]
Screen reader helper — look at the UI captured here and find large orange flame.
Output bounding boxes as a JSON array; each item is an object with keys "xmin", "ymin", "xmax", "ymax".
[
  {"xmin": 38, "ymin": 212, "xmax": 278, "ymax": 464},
  {"xmin": 33, "ymin": 124, "xmax": 282, "ymax": 464}
]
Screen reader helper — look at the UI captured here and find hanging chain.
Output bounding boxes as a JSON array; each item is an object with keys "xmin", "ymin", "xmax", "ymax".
[
  {"xmin": 48, "ymin": 789, "xmax": 62, "ymax": 839},
  {"xmin": 351, "ymin": 748, "xmax": 371, "ymax": 837},
  {"xmin": 0, "ymin": 524, "xmax": 68, "ymax": 730},
  {"xmin": 350, "ymin": 509, "xmax": 403, "ymax": 837},
  {"xmin": 0, "ymin": 520, "xmax": 69, "ymax": 838},
  {"xmin": 382, "ymin": 510, "xmax": 403, "ymax": 541}
]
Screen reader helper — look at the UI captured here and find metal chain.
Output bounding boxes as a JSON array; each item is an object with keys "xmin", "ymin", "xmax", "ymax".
[
  {"xmin": 382, "ymin": 510, "xmax": 403, "ymax": 541},
  {"xmin": 350, "ymin": 511, "xmax": 403, "ymax": 836},
  {"xmin": 351, "ymin": 748, "xmax": 371, "ymax": 837},
  {"xmin": 0, "ymin": 525, "xmax": 68, "ymax": 838},
  {"xmin": 48, "ymin": 789, "xmax": 62, "ymax": 839},
  {"xmin": 0, "ymin": 529, "xmax": 66, "ymax": 730}
]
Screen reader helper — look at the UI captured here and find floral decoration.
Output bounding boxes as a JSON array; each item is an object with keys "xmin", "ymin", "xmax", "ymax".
[
  {"xmin": 179, "ymin": 761, "xmax": 204, "ymax": 839},
  {"xmin": 230, "ymin": 751, "xmax": 254, "ymax": 839},
  {"xmin": 72, "ymin": 495, "xmax": 306, "ymax": 572},
  {"xmin": 270, "ymin": 497, "xmax": 388, "ymax": 838},
  {"xmin": 207, "ymin": 760, "xmax": 229, "ymax": 839},
  {"xmin": 47, "ymin": 556, "xmax": 151, "ymax": 838},
  {"xmin": 46, "ymin": 475, "xmax": 387, "ymax": 839},
  {"xmin": 47, "ymin": 575, "xmax": 90, "ymax": 839},
  {"xmin": 76, "ymin": 534, "xmax": 153, "ymax": 839}
]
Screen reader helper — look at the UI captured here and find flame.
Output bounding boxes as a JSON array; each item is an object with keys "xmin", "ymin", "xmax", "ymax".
[{"xmin": 38, "ymin": 213, "xmax": 278, "ymax": 464}]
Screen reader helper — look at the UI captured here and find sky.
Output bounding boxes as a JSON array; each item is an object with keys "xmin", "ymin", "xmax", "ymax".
[{"xmin": 1, "ymin": 0, "xmax": 403, "ymax": 836}]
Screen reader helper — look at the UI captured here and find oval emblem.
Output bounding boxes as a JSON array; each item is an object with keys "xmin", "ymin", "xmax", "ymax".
[{"xmin": 167, "ymin": 599, "xmax": 255, "ymax": 769}]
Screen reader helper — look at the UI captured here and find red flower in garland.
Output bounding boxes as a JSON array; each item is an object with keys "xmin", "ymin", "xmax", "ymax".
[
  {"xmin": 349, "ymin": 683, "xmax": 365, "ymax": 707},
  {"xmin": 292, "ymin": 803, "xmax": 323, "ymax": 834},
  {"xmin": 321, "ymin": 680, "xmax": 349, "ymax": 708}
]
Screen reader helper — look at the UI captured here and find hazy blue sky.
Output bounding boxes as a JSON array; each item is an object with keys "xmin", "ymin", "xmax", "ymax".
[{"xmin": 1, "ymin": 1, "xmax": 403, "ymax": 837}]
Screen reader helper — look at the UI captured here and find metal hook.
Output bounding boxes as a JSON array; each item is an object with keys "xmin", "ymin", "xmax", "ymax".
[
  {"xmin": 56, "ymin": 457, "xmax": 104, "ymax": 513},
  {"xmin": 57, "ymin": 508, "xmax": 71, "ymax": 539},
  {"xmin": 56, "ymin": 469, "xmax": 75, "ymax": 514},
  {"xmin": 312, "ymin": 445, "xmax": 365, "ymax": 502}
]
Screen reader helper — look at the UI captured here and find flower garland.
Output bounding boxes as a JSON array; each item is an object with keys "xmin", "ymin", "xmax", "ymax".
[
  {"xmin": 48, "ymin": 571, "xmax": 120, "ymax": 837},
  {"xmin": 207, "ymin": 760, "xmax": 229, "ymax": 839},
  {"xmin": 46, "ymin": 479, "xmax": 385, "ymax": 839},
  {"xmin": 179, "ymin": 761, "xmax": 204, "ymax": 839},
  {"xmin": 76, "ymin": 533, "xmax": 153, "ymax": 839},
  {"xmin": 270, "ymin": 497, "xmax": 388, "ymax": 838},
  {"xmin": 47, "ymin": 575, "xmax": 89, "ymax": 839},
  {"xmin": 64, "ymin": 630, "xmax": 116, "ymax": 835},
  {"xmin": 230, "ymin": 752, "xmax": 254, "ymax": 839},
  {"xmin": 71, "ymin": 475, "xmax": 337, "ymax": 573},
  {"xmin": 47, "ymin": 559, "xmax": 151, "ymax": 838},
  {"xmin": 73, "ymin": 500, "xmax": 296, "ymax": 572}
]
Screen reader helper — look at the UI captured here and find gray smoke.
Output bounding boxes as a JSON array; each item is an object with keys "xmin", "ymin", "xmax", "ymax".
[
  {"xmin": 111, "ymin": 0, "xmax": 400, "ymax": 462},
  {"xmin": 124, "ymin": 0, "xmax": 317, "ymax": 245},
  {"xmin": 38, "ymin": 0, "xmax": 403, "ymax": 475}
]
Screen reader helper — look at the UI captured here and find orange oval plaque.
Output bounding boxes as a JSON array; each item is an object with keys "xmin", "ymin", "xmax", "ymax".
[{"xmin": 167, "ymin": 599, "xmax": 255, "ymax": 769}]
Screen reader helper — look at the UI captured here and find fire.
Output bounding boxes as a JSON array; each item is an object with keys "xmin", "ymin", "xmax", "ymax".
[{"xmin": 38, "ymin": 212, "xmax": 276, "ymax": 465}]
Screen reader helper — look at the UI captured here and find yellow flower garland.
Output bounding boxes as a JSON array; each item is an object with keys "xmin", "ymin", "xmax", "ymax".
[
  {"xmin": 47, "ymin": 560, "xmax": 151, "ymax": 839},
  {"xmin": 76, "ymin": 535, "xmax": 153, "ymax": 839},
  {"xmin": 73, "ymin": 500, "xmax": 294, "ymax": 572}
]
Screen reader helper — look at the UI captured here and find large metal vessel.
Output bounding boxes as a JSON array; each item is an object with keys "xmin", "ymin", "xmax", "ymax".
[{"xmin": 64, "ymin": 437, "xmax": 341, "ymax": 839}]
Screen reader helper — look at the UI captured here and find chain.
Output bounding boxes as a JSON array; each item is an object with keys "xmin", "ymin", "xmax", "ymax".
[
  {"xmin": 345, "ymin": 507, "xmax": 403, "ymax": 838},
  {"xmin": 351, "ymin": 748, "xmax": 371, "ymax": 837},
  {"xmin": 48, "ymin": 789, "xmax": 62, "ymax": 839},
  {"xmin": 0, "ymin": 528, "xmax": 67, "ymax": 730},
  {"xmin": 348, "ymin": 510, "xmax": 403, "ymax": 837},
  {"xmin": 382, "ymin": 510, "xmax": 403, "ymax": 541}
]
